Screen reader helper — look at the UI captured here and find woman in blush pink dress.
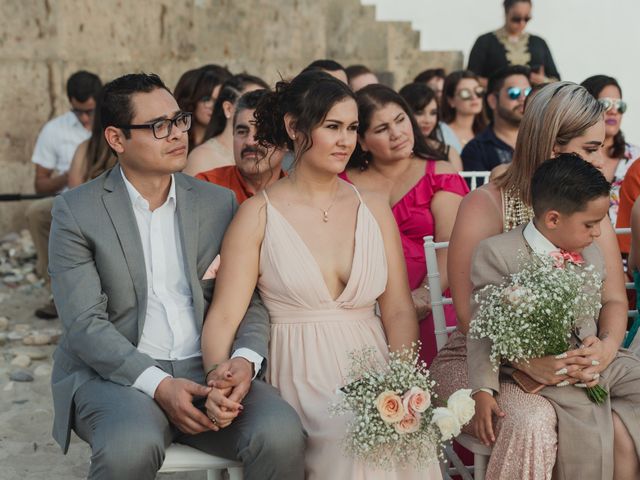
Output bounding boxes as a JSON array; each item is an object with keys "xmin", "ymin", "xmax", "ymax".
[
  {"xmin": 341, "ymin": 84, "xmax": 469, "ymax": 365},
  {"xmin": 201, "ymin": 71, "xmax": 443, "ymax": 480}
]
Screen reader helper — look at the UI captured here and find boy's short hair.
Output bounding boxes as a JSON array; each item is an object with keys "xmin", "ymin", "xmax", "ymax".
[{"xmin": 531, "ymin": 153, "xmax": 611, "ymax": 217}]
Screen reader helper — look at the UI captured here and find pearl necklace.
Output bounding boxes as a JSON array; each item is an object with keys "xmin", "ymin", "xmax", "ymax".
[{"xmin": 502, "ymin": 187, "xmax": 534, "ymax": 232}]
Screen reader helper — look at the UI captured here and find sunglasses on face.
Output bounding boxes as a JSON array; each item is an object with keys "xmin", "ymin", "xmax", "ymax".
[
  {"xmin": 506, "ymin": 86, "xmax": 532, "ymax": 100},
  {"xmin": 599, "ymin": 98, "xmax": 627, "ymax": 114},
  {"xmin": 457, "ymin": 87, "xmax": 485, "ymax": 100},
  {"xmin": 509, "ymin": 16, "xmax": 531, "ymax": 24}
]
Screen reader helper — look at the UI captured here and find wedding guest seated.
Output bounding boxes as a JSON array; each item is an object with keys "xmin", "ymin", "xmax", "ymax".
[
  {"xmin": 67, "ymin": 89, "xmax": 117, "ymax": 189},
  {"xmin": 469, "ymin": 154, "xmax": 640, "ymax": 480},
  {"xmin": 345, "ymin": 64, "xmax": 379, "ymax": 92},
  {"xmin": 48, "ymin": 72, "xmax": 305, "ymax": 480},
  {"xmin": 582, "ymin": 75, "xmax": 640, "ymax": 227},
  {"xmin": 414, "ymin": 68, "xmax": 446, "ymax": 101},
  {"xmin": 301, "ymin": 59, "xmax": 348, "ymax": 83},
  {"xmin": 27, "ymin": 70, "xmax": 102, "ymax": 319},
  {"xmin": 341, "ymin": 84, "xmax": 469, "ymax": 365},
  {"xmin": 174, "ymin": 65, "xmax": 232, "ymax": 152},
  {"xmin": 184, "ymin": 73, "xmax": 269, "ymax": 176},
  {"xmin": 399, "ymin": 82, "xmax": 463, "ymax": 171},
  {"xmin": 441, "ymin": 70, "xmax": 487, "ymax": 154},
  {"xmin": 196, "ymin": 89, "xmax": 286, "ymax": 203},
  {"xmin": 461, "ymin": 65, "xmax": 531, "ymax": 181}
]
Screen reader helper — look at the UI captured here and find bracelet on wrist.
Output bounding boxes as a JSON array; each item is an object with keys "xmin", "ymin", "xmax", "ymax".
[{"xmin": 205, "ymin": 364, "xmax": 219, "ymax": 380}]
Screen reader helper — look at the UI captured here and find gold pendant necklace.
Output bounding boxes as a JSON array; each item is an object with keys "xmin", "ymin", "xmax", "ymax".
[{"xmin": 319, "ymin": 189, "xmax": 339, "ymax": 223}]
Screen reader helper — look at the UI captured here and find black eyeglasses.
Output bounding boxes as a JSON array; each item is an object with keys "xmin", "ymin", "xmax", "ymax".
[
  {"xmin": 510, "ymin": 16, "xmax": 532, "ymax": 24},
  {"xmin": 116, "ymin": 112, "xmax": 192, "ymax": 139},
  {"xmin": 506, "ymin": 86, "xmax": 532, "ymax": 100},
  {"xmin": 71, "ymin": 107, "xmax": 95, "ymax": 117}
]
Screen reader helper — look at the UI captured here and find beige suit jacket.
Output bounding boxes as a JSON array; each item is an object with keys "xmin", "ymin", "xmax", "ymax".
[{"xmin": 466, "ymin": 224, "xmax": 605, "ymax": 393}]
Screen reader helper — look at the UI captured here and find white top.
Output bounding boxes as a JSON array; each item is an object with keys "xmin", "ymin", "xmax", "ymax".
[
  {"xmin": 31, "ymin": 111, "xmax": 90, "ymax": 175},
  {"xmin": 120, "ymin": 170, "xmax": 263, "ymax": 397},
  {"xmin": 523, "ymin": 220, "xmax": 557, "ymax": 255}
]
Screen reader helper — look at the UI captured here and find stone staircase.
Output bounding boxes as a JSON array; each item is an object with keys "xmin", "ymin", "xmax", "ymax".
[{"xmin": 0, "ymin": 0, "xmax": 462, "ymax": 233}]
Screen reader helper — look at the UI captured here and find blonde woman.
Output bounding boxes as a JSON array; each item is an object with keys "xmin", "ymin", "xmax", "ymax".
[{"xmin": 431, "ymin": 82, "xmax": 636, "ymax": 479}]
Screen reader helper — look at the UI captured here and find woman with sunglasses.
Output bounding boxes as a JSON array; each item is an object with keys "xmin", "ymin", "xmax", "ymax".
[
  {"xmin": 399, "ymin": 82, "xmax": 463, "ymax": 171},
  {"xmin": 468, "ymin": 0, "xmax": 560, "ymax": 87},
  {"xmin": 441, "ymin": 70, "xmax": 487, "ymax": 153},
  {"xmin": 582, "ymin": 75, "xmax": 639, "ymax": 226}
]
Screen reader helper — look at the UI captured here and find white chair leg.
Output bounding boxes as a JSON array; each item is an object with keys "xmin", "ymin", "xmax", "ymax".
[
  {"xmin": 206, "ymin": 469, "xmax": 224, "ymax": 480},
  {"xmin": 227, "ymin": 466, "xmax": 244, "ymax": 480},
  {"xmin": 474, "ymin": 453, "xmax": 487, "ymax": 480}
]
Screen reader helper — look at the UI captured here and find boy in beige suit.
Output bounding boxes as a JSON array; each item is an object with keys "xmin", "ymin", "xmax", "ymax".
[{"xmin": 468, "ymin": 154, "xmax": 640, "ymax": 479}]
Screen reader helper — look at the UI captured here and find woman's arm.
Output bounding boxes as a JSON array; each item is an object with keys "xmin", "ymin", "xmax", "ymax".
[
  {"xmin": 446, "ymin": 146, "xmax": 463, "ymax": 172},
  {"xmin": 67, "ymin": 141, "xmax": 89, "ymax": 188},
  {"xmin": 365, "ymin": 192, "xmax": 419, "ymax": 351},
  {"xmin": 183, "ymin": 143, "xmax": 213, "ymax": 176},
  {"xmin": 448, "ymin": 187, "xmax": 503, "ymax": 333},
  {"xmin": 201, "ymin": 195, "xmax": 266, "ymax": 373}
]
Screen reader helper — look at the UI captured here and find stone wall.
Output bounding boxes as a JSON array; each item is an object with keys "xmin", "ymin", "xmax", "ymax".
[{"xmin": 0, "ymin": 0, "xmax": 462, "ymax": 234}]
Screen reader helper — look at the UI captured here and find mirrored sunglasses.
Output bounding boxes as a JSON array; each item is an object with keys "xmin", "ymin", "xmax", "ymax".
[
  {"xmin": 506, "ymin": 86, "xmax": 532, "ymax": 100},
  {"xmin": 457, "ymin": 86, "xmax": 485, "ymax": 100},
  {"xmin": 599, "ymin": 98, "xmax": 627, "ymax": 114}
]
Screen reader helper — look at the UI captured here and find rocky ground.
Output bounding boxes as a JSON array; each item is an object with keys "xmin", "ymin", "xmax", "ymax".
[{"xmin": 0, "ymin": 232, "xmax": 203, "ymax": 479}]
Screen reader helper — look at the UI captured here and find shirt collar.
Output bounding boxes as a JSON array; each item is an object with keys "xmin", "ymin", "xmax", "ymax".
[
  {"xmin": 522, "ymin": 220, "xmax": 559, "ymax": 255},
  {"xmin": 120, "ymin": 168, "xmax": 177, "ymax": 211}
]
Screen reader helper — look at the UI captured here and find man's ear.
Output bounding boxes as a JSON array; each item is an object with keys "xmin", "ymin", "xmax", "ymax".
[
  {"xmin": 284, "ymin": 113, "xmax": 297, "ymax": 141},
  {"xmin": 487, "ymin": 92, "xmax": 498, "ymax": 112},
  {"xmin": 543, "ymin": 210, "xmax": 561, "ymax": 230},
  {"xmin": 104, "ymin": 127, "xmax": 125, "ymax": 155}
]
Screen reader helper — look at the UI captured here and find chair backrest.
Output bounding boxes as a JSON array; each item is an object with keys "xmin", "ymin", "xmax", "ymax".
[
  {"xmin": 458, "ymin": 171, "xmax": 491, "ymax": 191},
  {"xmin": 423, "ymin": 235, "xmax": 451, "ymax": 352}
]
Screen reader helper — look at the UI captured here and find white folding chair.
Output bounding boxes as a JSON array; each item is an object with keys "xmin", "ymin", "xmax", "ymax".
[
  {"xmin": 458, "ymin": 171, "xmax": 491, "ymax": 191},
  {"xmin": 158, "ymin": 443, "xmax": 243, "ymax": 480},
  {"xmin": 424, "ymin": 235, "xmax": 491, "ymax": 480}
]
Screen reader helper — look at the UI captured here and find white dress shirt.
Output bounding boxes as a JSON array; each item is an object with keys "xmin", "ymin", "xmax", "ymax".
[
  {"xmin": 31, "ymin": 111, "xmax": 90, "ymax": 179},
  {"xmin": 523, "ymin": 220, "xmax": 559, "ymax": 256},
  {"xmin": 121, "ymin": 171, "xmax": 262, "ymax": 398}
]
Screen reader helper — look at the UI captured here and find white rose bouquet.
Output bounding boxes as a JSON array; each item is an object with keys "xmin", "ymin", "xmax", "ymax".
[
  {"xmin": 330, "ymin": 344, "xmax": 474, "ymax": 470},
  {"xmin": 469, "ymin": 251, "xmax": 608, "ymax": 404}
]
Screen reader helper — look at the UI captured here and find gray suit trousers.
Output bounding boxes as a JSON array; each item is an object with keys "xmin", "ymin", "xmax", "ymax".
[{"xmin": 73, "ymin": 357, "xmax": 305, "ymax": 480}]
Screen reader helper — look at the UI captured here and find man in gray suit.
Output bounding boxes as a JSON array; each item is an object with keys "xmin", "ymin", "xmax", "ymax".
[{"xmin": 48, "ymin": 73, "xmax": 305, "ymax": 480}]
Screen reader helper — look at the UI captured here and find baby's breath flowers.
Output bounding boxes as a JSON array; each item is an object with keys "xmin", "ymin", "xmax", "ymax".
[
  {"xmin": 330, "ymin": 343, "xmax": 474, "ymax": 470},
  {"xmin": 469, "ymin": 251, "xmax": 608, "ymax": 404}
]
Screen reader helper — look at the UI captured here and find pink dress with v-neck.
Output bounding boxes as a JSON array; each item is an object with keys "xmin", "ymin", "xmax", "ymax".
[{"xmin": 259, "ymin": 187, "xmax": 442, "ymax": 480}]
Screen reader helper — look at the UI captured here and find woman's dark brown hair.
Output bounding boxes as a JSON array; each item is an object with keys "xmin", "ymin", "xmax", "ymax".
[{"xmin": 441, "ymin": 70, "xmax": 487, "ymax": 134}]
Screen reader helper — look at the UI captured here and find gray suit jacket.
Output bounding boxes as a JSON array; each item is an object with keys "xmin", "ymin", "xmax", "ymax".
[
  {"xmin": 467, "ymin": 224, "xmax": 605, "ymax": 393},
  {"xmin": 48, "ymin": 165, "xmax": 269, "ymax": 452}
]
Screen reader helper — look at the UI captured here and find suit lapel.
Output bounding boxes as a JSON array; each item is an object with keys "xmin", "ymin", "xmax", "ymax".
[
  {"xmin": 102, "ymin": 166, "xmax": 148, "ymax": 341},
  {"xmin": 175, "ymin": 174, "xmax": 203, "ymax": 325}
]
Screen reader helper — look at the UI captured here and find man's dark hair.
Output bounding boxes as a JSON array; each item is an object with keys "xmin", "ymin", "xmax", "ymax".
[
  {"xmin": 504, "ymin": 0, "xmax": 531, "ymax": 13},
  {"xmin": 413, "ymin": 68, "xmax": 445, "ymax": 84},
  {"xmin": 100, "ymin": 73, "xmax": 170, "ymax": 139},
  {"xmin": 531, "ymin": 153, "xmax": 610, "ymax": 217},
  {"xmin": 233, "ymin": 89, "xmax": 269, "ymax": 126},
  {"xmin": 302, "ymin": 59, "xmax": 345, "ymax": 74},
  {"xmin": 67, "ymin": 70, "xmax": 102, "ymax": 102},
  {"xmin": 345, "ymin": 64, "xmax": 372, "ymax": 82},
  {"xmin": 487, "ymin": 65, "xmax": 531, "ymax": 96}
]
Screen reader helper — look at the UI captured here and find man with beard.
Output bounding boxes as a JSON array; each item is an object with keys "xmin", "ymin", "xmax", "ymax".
[
  {"xmin": 196, "ymin": 89, "xmax": 286, "ymax": 203},
  {"xmin": 461, "ymin": 65, "xmax": 531, "ymax": 178}
]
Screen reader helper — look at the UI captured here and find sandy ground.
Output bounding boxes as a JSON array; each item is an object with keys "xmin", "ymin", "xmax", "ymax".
[{"xmin": 0, "ymin": 284, "xmax": 213, "ymax": 480}]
